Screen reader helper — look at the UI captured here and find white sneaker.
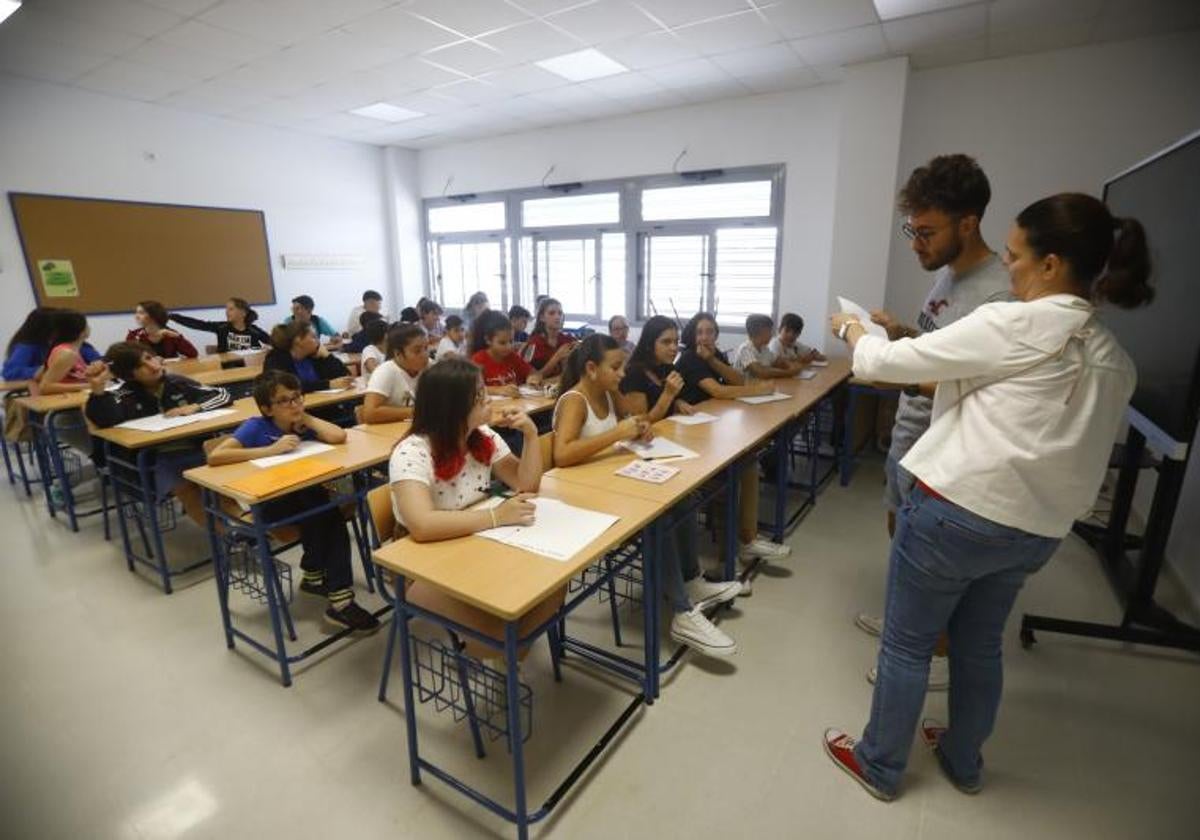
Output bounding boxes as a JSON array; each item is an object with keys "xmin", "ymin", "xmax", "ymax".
[
  {"xmin": 735, "ymin": 557, "xmax": 755, "ymax": 596},
  {"xmin": 739, "ymin": 536, "xmax": 791, "ymax": 561},
  {"xmin": 866, "ymin": 655, "xmax": 949, "ymax": 691},
  {"xmin": 670, "ymin": 608, "xmax": 738, "ymax": 657},
  {"xmin": 854, "ymin": 613, "xmax": 883, "ymax": 637},
  {"xmin": 684, "ymin": 577, "xmax": 741, "ymax": 611}
]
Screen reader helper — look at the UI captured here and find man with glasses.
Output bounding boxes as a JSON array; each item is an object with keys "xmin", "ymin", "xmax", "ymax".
[{"xmin": 854, "ymin": 154, "xmax": 1012, "ymax": 691}]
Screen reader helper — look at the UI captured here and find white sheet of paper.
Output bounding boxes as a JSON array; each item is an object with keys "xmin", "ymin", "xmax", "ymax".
[
  {"xmin": 796, "ymin": 369, "xmax": 818, "ymax": 380},
  {"xmin": 737, "ymin": 392, "xmax": 791, "ymax": 405},
  {"xmin": 115, "ymin": 407, "xmax": 237, "ymax": 432},
  {"xmin": 809, "ymin": 359, "xmax": 830, "ymax": 367},
  {"xmin": 476, "ymin": 497, "xmax": 619, "ymax": 561},
  {"xmin": 615, "ymin": 460, "xmax": 680, "ymax": 484},
  {"xmin": 518, "ymin": 385, "xmax": 545, "ymax": 398},
  {"xmin": 664, "ymin": 412, "xmax": 718, "ymax": 426},
  {"xmin": 836, "ymin": 296, "xmax": 888, "ymax": 339},
  {"xmin": 230, "ymin": 348, "xmax": 261, "ymax": 356},
  {"xmin": 314, "ymin": 387, "xmax": 351, "ymax": 394},
  {"xmin": 617, "ymin": 437, "xmax": 699, "ymax": 461},
  {"xmin": 249, "ymin": 441, "xmax": 334, "ymax": 468}
]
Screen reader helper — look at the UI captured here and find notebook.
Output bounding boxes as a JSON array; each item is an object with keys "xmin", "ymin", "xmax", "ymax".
[{"xmin": 226, "ymin": 458, "xmax": 340, "ymax": 498}]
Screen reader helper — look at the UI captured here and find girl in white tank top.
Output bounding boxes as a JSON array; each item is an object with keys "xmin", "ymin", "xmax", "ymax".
[{"xmin": 551, "ymin": 335, "xmax": 648, "ymax": 466}]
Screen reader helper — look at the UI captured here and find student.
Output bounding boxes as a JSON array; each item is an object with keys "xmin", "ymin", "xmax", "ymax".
[
  {"xmin": 470, "ymin": 310, "xmax": 542, "ymax": 397},
  {"xmin": 399, "ymin": 307, "xmax": 419, "ymax": 324},
  {"xmin": 209, "ymin": 371, "xmax": 378, "ymax": 633},
  {"xmin": 554, "ymin": 335, "xmax": 741, "ymax": 656},
  {"xmin": 169, "ymin": 297, "xmax": 271, "ymax": 353},
  {"xmin": 508, "ymin": 305, "xmax": 531, "ymax": 345},
  {"xmin": 607, "ymin": 315, "xmax": 635, "ymax": 356},
  {"xmin": 732, "ymin": 314, "xmax": 797, "ymax": 380},
  {"xmin": 264, "ymin": 322, "xmax": 353, "ymax": 394},
  {"xmin": 463, "ymin": 291, "xmax": 490, "ymax": 331},
  {"xmin": 620, "ymin": 315, "xmax": 696, "ymax": 422},
  {"xmin": 676, "ymin": 312, "xmax": 791, "ymax": 582},
  {"xmin": 127, "ymin": 301, "xmax": 198, "ymax": 359},
  {"xmin": 523, "ymin": 297, "xmax": 576, "ymax": 376},
  {"xmin": 4, "ymin": 307, "xmax": 101, "ymax": 380},
  {"xmin": 435, "ymin": 314, "xmax": 466, "ymax": 361},
  {"xmin": 344, "ymin": 289, "xmax": 384, "ymax": 336},
  {"xmin": 358, "ymin": 319, "xmax": 389, "ymax": 377},
  {"xmin": 362, "ymin": 324, "xmax": 428, "ymax": 424},
  {"xmin": 287, "ymin": 295, "xmax": 341, "ymax": 344},
  {"xmin": 417, "ymin": 298, "xmax": 444, "ymax": 342},
  {"xmin": 33, "ymin": 311, "xmax": 99, "ymax": 395},
  {"xmin": 345, "ymin": 311, "xmax": 385, "ymax": 353},
  {"xmin": 769, "ymin": 313, "xmax": 824, "ymax": 370},
  {"xmin": 85, "ymin": 342, "xmax": 231, "ymax": 525}
]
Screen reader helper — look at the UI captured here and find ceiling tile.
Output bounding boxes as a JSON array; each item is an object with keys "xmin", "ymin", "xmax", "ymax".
[
  {"xmin": 384, "ymin": 91, "xmax": 465, "ymax": 115},
  {"xmin": 486, "ymin": 94, "xmax": 570, "ymax": 117},
  {"xmin": 882, "ymin": 5, "xmax": 987, "ymax": 53},
  {"xmin": 362, "ymin": 57, "xmax": 471, "ymax": 97},
  {"xmin": 406, "ymin": 0, "xmax": 534, "ymax": 38},
  {"xmin": 1091, "ymin": 0, "xmax": 1200, "ymax": 42},
  {"xmin": 422, "ymin": 40, "xmax": 515, "ymax": 76},
  {"xmin": 75, "ymin": 58, "xmax": 200, "ymax": 102},
  {"xmin": 301, "ymin": 111, "xmax": 385, "ymax": 137},
  {"xmin": 156, "ymin": 20, "xmax": 281, "ymax": 63},
  {"xmin": 354, "ymin": 120, "xmax": 444, "ymax": 144},
  {"xmin": 598, "ymin": 31, "xmax": 700, "ymax": 68},
  {"xmin": 431, "ymin": 78, "xmax": 508, "ymax": 106},
  {"xmin": 634, "ymin": 0, "xmax": 755, "ymax": 28},
  {"xmin": 507, "ymin": 0, "xmax": 598, "ymax": 16},
  {"xmin": 547, "ymin": 0, "xmax": 663, "ymax": 42},
  {"xmin": 475, "ymin": 20, "xmax": 585, "ymax": 62},
  {"xmin": 158, "ymin": 78, "xmax": 274, "ymax": 113},
  {"xmin": 581, "ymin": 70, "xmax": 666, "ymax": 98},
  {"xmin": 479, "ymin": 63, "xmax": 571, "ymax": 94},
  {"xmin": 737, "ymin": 64, "xmax": 821, "ymax": 93},
  {"xmin": 339, "ymin": 5, "xmax": 465, "ymax": 53},
  {"xmin": 282, "ymin": 30, "xmax": 401, "ymax": 75},
  {"xmin": 142, "ymin": 0, "xmax": 226, "ymax": 14},
  {"xmin": 908, "ymin": 35, "xmax": 987, "ymax": 68},
  {"xmin": 789, "ymin": 23, "xmax": 891, "ymax": 65},
  {"xmin": 759, "ymin": 0, "xmax": 880, "ymax": 39},
  {"xmin": 0, "ymin": 8, "xmax": 147, "ymax": 56},
  {"xmin": 709, "ymin": 41, "xmax": 805, "ymax": 76},
  {"xmin": 674, "ymin": 77, "xmax": 751, "ymax": 102},
  {"xmin": 217, "ymin": 55, "xmax": 324, "ymax": 97},
  {"xmin": 810, "ymin": 62, "xmax": 846, "ymax": 82},
  {"xmin": 987, "ymin": 0, "xmax": 1104, "ymax": 33},
  {"xmin": 617, "ymin": 87, "xmax": 689, "ymax": 110},
  {"xmin": 34, "ymin": 0, "xmax": 187, "ymax": 38},
  {"xmin": 673, "ymin": 9, "xmax": 785, "ymax": 54},
  {"xmin": 0, "ymin": 38, "xmax": 115, "ymax": 84},
  {"xmin": 643, "ymin": 57, "xmax": 732, "ymax": 88},
  {"xmin": 123, "ymin": 39, "xmax": 248, "ymax": 80},
  {"xmin": 525, "ymin": 82, "xmax": 617, "ymax": 111},
  {"xmin": 199, "ymin": 0, "xmax": 344, "ymax": 46},
  {"xmin": 987, "ymin": 22, "xmax": 1092, "ymax": 58}
]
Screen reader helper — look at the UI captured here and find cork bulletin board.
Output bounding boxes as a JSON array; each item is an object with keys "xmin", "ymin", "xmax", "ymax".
[{"xmin": 9, "ymin": 192, "xmax": 275, "ymax": 314}]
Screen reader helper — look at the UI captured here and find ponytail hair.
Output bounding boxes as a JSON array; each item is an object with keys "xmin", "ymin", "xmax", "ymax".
[
  {"xmin": 229, "ymin": 297, "xmax": 258, "ymax": 324},
  {"xmin": 559, "ymin": 333, "xmax": 618, "ymax": 394},
  {"xmin": 1015, "ymin": 192, "xmax": 1153, "ymax": 310}
]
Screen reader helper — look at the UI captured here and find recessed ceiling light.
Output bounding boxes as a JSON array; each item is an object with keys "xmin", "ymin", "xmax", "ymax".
[
  {"xmin": 872, "ymin": 0, "xmax": 975, "ymax": 20},
  {"xmin": 0, "ymin": 1, "xmax": 23, "ymax": 27},
  {"xmin": 535, "ymin": 48, "xmax": 628, "ymax": 82},
  {"xmin": 350, "ymin": 102, "xmax": 425, "ymax": 122}
]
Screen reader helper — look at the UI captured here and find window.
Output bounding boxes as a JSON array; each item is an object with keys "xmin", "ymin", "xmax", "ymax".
[
  {"xmin": 714, "ymin": 227, "xmax": 778, "ymax": 327},
  {"xmin": 640, "ymin": 233, "xmax": 709, "ymax": 320},
  {"xmin": 642, "ymin": 180, "xmax": 772, "ymax": 221},
  {"xmin": 430, "ymin": 240, "xmax": 506, "ymax": 309},
  {"xmin": 427, "ymin": 201, "xmax": 505, "ymax": 234},
  {"xmin": 522, "ymin": 192, "xmax": 620, "ymax": 228},
  {"xmin": 530, "ymin": 237, "xmax": 597, "ymax": 317},
  {"xmin": 600, "ymin": 233, "xmax": 626, "ymax": 322}
]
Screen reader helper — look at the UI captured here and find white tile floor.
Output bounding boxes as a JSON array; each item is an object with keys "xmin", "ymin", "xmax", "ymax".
[{"xmin": 2, "ymin": 455, "xmax": 1199, "ymax": 840}]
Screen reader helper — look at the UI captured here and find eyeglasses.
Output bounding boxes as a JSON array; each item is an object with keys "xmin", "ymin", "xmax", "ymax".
[
  {"xmin": 272, "ymin": 394, "xmax": 304, "ymax": 407},
  {"xmin": 901, "ymin": 222, "xmax": 941, "ymax": 243}
]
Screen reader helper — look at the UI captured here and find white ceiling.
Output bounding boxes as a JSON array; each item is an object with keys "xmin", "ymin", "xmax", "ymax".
[{"xmin": 1, "ymin": 0, "xmax": 1197, "ymax": 149}]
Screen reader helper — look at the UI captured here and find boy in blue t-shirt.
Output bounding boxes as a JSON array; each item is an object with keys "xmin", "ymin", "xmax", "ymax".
[{"xmin": 207, "ymin": 370, "xmax": 379, "ymax": 634}]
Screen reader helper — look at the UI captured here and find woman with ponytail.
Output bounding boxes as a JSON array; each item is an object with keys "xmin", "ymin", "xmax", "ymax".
[
  {"xmin": 169, "ymin": 297, "xmax": 271, "ymax": 353},
  {"xmin": 823, "ymin": 192, "xmax": 1152, "ymax": 801}
]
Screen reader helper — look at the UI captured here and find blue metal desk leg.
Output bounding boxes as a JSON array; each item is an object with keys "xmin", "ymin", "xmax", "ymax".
[
  {"xmin": 504, "ymin": 621, "xmax": 530, "ymax": 840},
  {"xmin": 723, "ymin": 461, "xmax": 741, "ymax": 582},
  {"xmin": 642, "ymin": 521, "xmax": 660, "ymax": 701},
  {"xmin": 395, "ymin": 575, "xmax": 422, "ymax": 785},
  {"xmin": 773, "ymin": 422, "xmax": 790, "ymax": 543},
  {"xmin": 45, "ymin": 411, "xmax": 80, "ymax": 531},
  {"xmin": 2, "ymin": 435, "xmax": 15, "ymax": 486},
  {"xmin": 840, "ymin": 386, "xmax": 858, "ymax": 486},
  {"xmin": 203, "ymin": 489, "xmax": 235, "ymax": 649},
  {"xmin": 135, "ymin": 450, "xmax": 173, "ymax": 592},
  {"xmin": 30, "ymin": 417, "xmax": 56, "ymax": 517},
  {"xmin": 106, "ymin": 442, "xmax": 138, "ymax": 572},
  {"xmin": 250, "ymin": 503, "xmax": 292, "ymax": 687},
  {"xmin": 15, "ymin": 440, "xmax": 34, "ymax": 497}
]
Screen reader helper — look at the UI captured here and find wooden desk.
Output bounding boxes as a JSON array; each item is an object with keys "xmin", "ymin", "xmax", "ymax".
[
  {"xmin": 0, "ymin": 379, "xmax": 30, "ymax": 392},
  {"xmin": 354, "ymin": 420, "xmax": 410, "ymax": 441},
  {"xmin": 193, "ymin": 366, "xmax": 261, "ymax": 388}
]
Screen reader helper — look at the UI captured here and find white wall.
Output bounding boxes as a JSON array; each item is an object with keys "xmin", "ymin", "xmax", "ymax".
[
  {"xmin": 383, "ymin": 147, "xmax": 426, "ymax": 308},
  {"xmin": 0, "ymin": 74, "xmax": 394, "ymax": 352},
  {"xmin": 416, "ymin": 84, "xmax": 842, "ymax": 347}
]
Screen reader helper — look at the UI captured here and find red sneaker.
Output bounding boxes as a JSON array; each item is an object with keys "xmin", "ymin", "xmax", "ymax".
[
  {"xmin": 920, "ymin": 719, "xmax": 982, "ymax": 795},
  {"xmin": 822, "ymin": 729, "xmax": 895, "ymax": 801}
]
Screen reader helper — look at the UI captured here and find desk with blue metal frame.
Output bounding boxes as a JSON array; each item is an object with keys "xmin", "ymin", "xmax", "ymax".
[{"xmin": 839, "ymin": 376, "xmax": 901, "ymax": 486}]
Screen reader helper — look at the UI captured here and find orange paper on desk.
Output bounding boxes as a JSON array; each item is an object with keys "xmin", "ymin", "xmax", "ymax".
[{"xmin": 226, "ymin": 458, "xmax": 340, "ymax": 497}]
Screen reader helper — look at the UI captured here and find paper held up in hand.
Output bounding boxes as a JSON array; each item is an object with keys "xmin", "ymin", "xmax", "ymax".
[
  {"xmin": 836, "ymin": 296, "xmax": 889, "ymax": 339},
  {"xmin": 475, "ymin": 497, "xmax": 619, "ymax": 561}
]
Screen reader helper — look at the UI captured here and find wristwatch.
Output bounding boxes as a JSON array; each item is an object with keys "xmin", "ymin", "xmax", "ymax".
[{"xmin": 837, "ymin": 320, "xmax": 857, "ymax": 341}]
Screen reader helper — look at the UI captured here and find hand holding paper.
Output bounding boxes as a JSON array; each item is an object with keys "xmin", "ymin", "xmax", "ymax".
[{"xmin": 836, "ymin": 296, "xmax": 889, "ymax": 340}]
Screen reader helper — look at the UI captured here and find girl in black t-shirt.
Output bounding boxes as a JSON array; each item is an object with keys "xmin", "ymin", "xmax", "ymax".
[{"xmin": 619, "ymin": 315, "xmax": 694, "ymax": 420}]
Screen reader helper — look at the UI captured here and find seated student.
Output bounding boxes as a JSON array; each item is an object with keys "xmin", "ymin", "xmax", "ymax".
[
  {"xmin": 554, "ymin": 335, "xmax": 741, "ymax": 656},
  {"xmin": 208, "ymin": 371, "xmax": 378, "ymax": 633},
  {"xmin": 85, "ymin": 341, "xmax": 232, "ymax": 525},
  {"xmin": 264, "ymin": 322, "xmax": 353, "ymax": 394},
  {"xmin": 358, "ymin": 318, "xmax": 389, "ymax": 377},
  {"xmin": 523, "ymin": 297, "xmax": 576, "ymax": 376},
  {"xmin": 417, "ymin": 298, "xmax": 444, "ymax": 342},
  {"xmin": 676, "ymin": 312, "xmax": 791, "ymax": 581},
  {"xmin": 733, "ymin": 314, "xmax": 796, "ymax": 380},
  {"xmin": 769, "ymin": 312, "xmax": 825, "ymax": 369},
  {"xmin": 345, "ymin": 290, "xmax": 384, "ymax": 337},
  {"xmin": 435, "ymin": 314, "xmax": 466, "ymax": 361},
  {"xmin": 508, "ymin": 305, "xmax": 531, "ymax": 346},
  {"xmin": 33, "ymin": 311, "xmax": 101, "ymax": 395},
  {"xmin": 3, "ymin": 306, "xmax": 100, "ymax": 380},
  {"xmin": 620, "ymin": 315, "xmax": 696, "ymax": 421},
  {"xmin": 345, "ymin": 311, "xmax": 385, "ymax": 353},
  {"xmin": 470, "ymin": 310, "xmax": 542, "ymax": 398},
  {"xmin": 398, "ymin": 307, "xmax": 419, "ymax": 324},
  {"xmin": 463, "ymin": 290, "xmax": 490, "ymax": 332},
  {"xmin": 286, "ymin": 295, "xmax": 342, "ymax": 346},
  {"xmin": 607, "ymin": 314, "xmax": 635, "ymax": 356},
  {"xmin": 127, "ymin": 300, "xmax": 198, "ymax": 359},
  {"xmin": 362, "ymin": 324, "xmax": 428, "ymax": 424},
  {"xmin": 169, "ymin": 297, "xmax": 271, "ymax": 353}
]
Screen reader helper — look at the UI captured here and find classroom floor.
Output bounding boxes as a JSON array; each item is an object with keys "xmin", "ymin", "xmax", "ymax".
[{"xmin": 2, "ymin": 455, "xmax": 1198, "ymax": 840}]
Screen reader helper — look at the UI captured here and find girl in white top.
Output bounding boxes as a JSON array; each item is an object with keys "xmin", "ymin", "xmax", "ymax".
[
  {"xmin": 363, "ymin": 324, "xmax": 428, "ymax": 424},
  {"xmin": 823, "ymin": 193, "xmax": 1151, "ymax": 801},
  {"xmin": 552, "ymin": 335, "xmax": 742, "ymax": 658},
  {"xmin": 359, "ymin": 319, "xmax": 388, "ymax": 377}
]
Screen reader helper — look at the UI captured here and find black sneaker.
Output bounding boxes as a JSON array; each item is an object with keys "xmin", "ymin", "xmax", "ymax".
[
  {"xmin": 299, "ymin": 577, "xmax": 328, "ymax": 597},
  {"xmin": 325, "ymin": 601, "xmax": 381, "ymax": 634}
]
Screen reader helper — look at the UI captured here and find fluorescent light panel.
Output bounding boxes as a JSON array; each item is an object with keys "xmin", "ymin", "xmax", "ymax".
[
  {"xmin": 872, "ymin": 0, "xmax": 976, "ymax": 20},
  {"xmin": 535, "ymin": 48, "xmax": 628, "ymax": 82},
  {"xmin": 350, "ymin": 102, "xmax": 425, "ymax": 122},
  {"xmin": 0, "ymin": 1, "xmax": 22, "ymax": 27}
]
